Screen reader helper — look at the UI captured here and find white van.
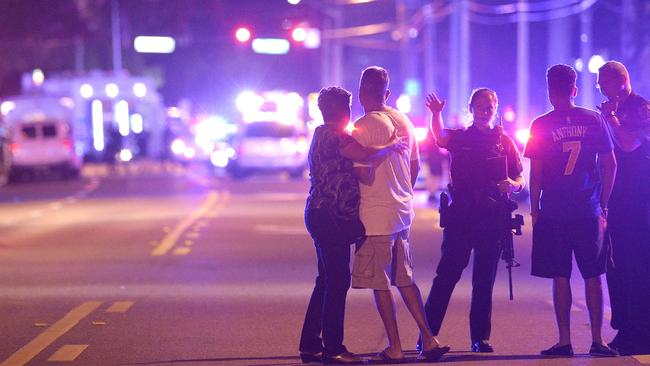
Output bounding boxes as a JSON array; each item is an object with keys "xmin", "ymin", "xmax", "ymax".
[
  {"xmin": 9, "ymin": 119, "xmax": 81, "ymax": 179},
  {"xmin": 1, "ymin": 96, "xmax": 82, "ymax": 181}
]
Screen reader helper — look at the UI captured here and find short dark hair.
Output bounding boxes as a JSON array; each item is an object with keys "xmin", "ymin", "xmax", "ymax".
[
  {"xmin": 318, "ymin": 86, "xmax": 351, "ymax": 123},
  {"xmin": 547, "ymin": 64, "xmax": 577, "ymax": 96},
  {"xmin": 359, "ymin": 66, "xmax": 389, "ymax": 102}
]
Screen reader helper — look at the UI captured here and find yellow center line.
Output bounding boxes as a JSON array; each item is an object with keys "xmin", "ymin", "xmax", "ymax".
[
  {"xmin": 47, "ymin": 345, "xmax": 88, "ymax": 362},
  {"xmin": 0, "ymin": 301, "xmax": 101, "ymax": 366},
  {"xmin": 106, "ymin": 301, "xmax": 134, "ymax": 313},
  {"xmin": 151, "ymin": 191, "xmax": 220, "ymax": 256}
]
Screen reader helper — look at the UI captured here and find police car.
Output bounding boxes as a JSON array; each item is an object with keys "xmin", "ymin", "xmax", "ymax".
[{"xmin": 227, "ymin": 91, "xmax": 309, "ymax": 179}]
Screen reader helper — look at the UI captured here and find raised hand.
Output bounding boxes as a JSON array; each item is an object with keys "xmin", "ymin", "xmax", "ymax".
[{"xmin": 426, "ymin": 93, "xmax": 446, "ymax": 114}]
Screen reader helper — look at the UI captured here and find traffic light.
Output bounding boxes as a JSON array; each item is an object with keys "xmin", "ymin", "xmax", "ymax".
[
  {"xmin": 291, "ymin": 27, "xmax": 308, "ymax": 42},
  {"xmin": 234, "ymin": 27, "xmax": 252, "ymax": 43}
]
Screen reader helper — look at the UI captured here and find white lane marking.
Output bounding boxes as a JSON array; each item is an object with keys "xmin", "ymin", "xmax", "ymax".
[
  {"xmin": 254, "ymin": 225, "xmax": 307, "ymax": 235},
  {"xmin": 106, "ymin": 301, "xmax": 134, "ymax": 313},
  {"xmin": 249, "ymin": 193, "xmax": 305, "ymax": 201},
  {"xmin": 47, "ymin": 345, "xmax": 88, "ymax": 362},
  {"xmin": 0, "ymin": 301, "xmax": 101, "ymax": 366},
  {"xmin": 576, "ymin": 300, "xmax": 612, "ymax": 321},
  {"xmin": 29, "ymin": 211, "xmax": 43, "ymax": 218},
  {"xmin": 634, "ymin": 355, "xmax": 650, "ymax": 364}
]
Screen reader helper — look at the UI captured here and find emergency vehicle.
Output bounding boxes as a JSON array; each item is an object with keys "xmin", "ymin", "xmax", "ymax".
[
  {"xmin": 1, "ymin": 95, "xmax": 81, "ymax": 180},
  {"xmin": 227, "ymin": 91, "xmax": 309, "ymax": 178}
]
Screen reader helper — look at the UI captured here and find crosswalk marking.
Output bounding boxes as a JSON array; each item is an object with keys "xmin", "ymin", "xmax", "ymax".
[{"xmin": 47, "ymin": 345, "xmax": 88, "ymax": 362}]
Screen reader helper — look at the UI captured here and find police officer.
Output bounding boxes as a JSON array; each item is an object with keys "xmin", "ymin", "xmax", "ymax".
[
  {"xmin": 422, "ymin": 88, "xmax": 525, "ymax": 353},
  {"xmin": 597, "ymin": 61, "xmax": 650, "ymax": 355}
]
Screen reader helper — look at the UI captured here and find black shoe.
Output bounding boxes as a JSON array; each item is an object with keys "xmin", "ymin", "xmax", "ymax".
[
  {"xmin": 471, "ymin": 340, "xmax": 494, "ymax": 353},
  {"xmin": 540, "ymin": 344, "xmax": 573, "ymax": 357},
  {"xmin": 589, "ymin": 342, "xmax": 619, "ymax": 357},
  {"xmin": 300, "ymin": 351, "xmax": 323, "ymax": 364},
  {"xmin": 323, "ymin": 352, "xmax": 363, "ymax": 364},
  {"xmin": 415, "ymin": 337, "xmax": 422, "ymax": 353}
]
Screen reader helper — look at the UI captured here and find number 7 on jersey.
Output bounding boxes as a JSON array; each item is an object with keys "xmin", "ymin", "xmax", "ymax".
[{"xmin": 562, "ymin": 141, "xmax": 581, "ymax": 175}]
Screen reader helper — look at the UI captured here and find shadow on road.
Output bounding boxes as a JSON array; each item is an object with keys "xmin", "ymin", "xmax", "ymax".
[{"xmin": 118, "ymin": 350, "xmax": 572, "ymax": 366}]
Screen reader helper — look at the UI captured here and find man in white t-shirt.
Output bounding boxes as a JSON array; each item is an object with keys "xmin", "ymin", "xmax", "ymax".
[{"xmin": 350, "ymin": 66, "xmax": 449, "ymax": 363}]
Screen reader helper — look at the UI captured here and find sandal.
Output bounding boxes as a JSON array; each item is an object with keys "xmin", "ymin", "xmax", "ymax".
[
  {"xmin": 417, "ymin": 345, "xmax": 450, "ymax": 362},
  {"xmin": 371, "ymin": 350, "xmax": 405, "ymax": 364}
]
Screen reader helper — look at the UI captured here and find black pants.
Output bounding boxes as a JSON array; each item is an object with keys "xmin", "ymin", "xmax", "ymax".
[
  {"xmin": 424, "ymin": 224, "xmax": 502, "ymax": 343},
  {"xmin": 299, "ymin": 208, "xmax": 352, "ymax": 356},
  {"xmin": 606, "ymin": 206, "xmax": 650, "ymax": 355}
]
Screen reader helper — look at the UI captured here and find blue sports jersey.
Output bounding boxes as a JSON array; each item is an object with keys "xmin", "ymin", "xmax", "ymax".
[{"xmin": 524, "ymin": 106, "xmax": 613, "ymax": 219}]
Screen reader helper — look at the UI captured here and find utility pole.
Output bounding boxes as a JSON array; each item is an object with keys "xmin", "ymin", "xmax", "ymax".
[
  {"xmin": 111, "ymin": 0, "xmax": 123, "ymax": 71},
  {"xmin": 422, "ymin": 2, "xmax": 437, "ymax": 97},
  {"xmin": 517, "ymin": 0, "xmax": 529, "ymax": 128},
  {"xmin": 621, "ymin": 0, "xmax": 635, "ymax": 64},
  {"xmin": 547, "ymin": 15, "xmax": 570, "ymax": 110},
  {"xmin": 321, "ymin": 6, "xmax": 344, "ymax": 87},
  {"xmin": 449, "ymin": 0, "xmax": 470, "ymax": 127},
  {"xmin": 579, "ymin": 7, "xmax": 594, "ymax": 108}
]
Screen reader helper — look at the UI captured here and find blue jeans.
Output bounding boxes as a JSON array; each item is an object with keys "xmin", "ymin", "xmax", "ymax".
[{"xmin": 299, "ymin": 208, "xmax": 352, "ymax": 356}]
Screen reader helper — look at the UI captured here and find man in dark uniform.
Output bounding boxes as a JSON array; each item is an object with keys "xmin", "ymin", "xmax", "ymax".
[
  {"xmin": 597, "ymin": 61, "xmax": 650, "ymax": 356},
  {"xmin": 525, "ymin": 64, "xmax": 618, "ymax": 357},
  {"xmin": 423, "ymin": 88, "xmax": 525, "ymax": 353}
]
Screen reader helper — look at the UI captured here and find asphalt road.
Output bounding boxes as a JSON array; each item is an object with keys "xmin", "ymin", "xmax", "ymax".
[{"xmin": 0, "ymin": 162, "xmax": 647, "ymax": 366}]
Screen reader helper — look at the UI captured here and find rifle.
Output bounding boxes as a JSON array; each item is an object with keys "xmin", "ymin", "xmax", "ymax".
[{"xmin": 498, "ymin": 197, "xmax": 524, "ymax": 300}]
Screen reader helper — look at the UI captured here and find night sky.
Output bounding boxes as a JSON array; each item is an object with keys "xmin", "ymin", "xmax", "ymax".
[{"xmin": 0, "ymin": 0, "xmax": 648, "ymax": 123}]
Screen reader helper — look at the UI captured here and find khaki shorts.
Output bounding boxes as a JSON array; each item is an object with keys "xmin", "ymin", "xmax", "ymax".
[{"xmin": 351, "ymin": 229, "xmax": 415, "ymax": 290}]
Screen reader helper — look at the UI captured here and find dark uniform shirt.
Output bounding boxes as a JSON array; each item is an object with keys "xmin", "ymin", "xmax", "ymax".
[
  {"xmin": 608, "ymin": 92, "xmax": 650, "ymax": 221},
  {"xmin": 441, "ymin": 125, "xmax": 523, "ymax": 213},
  {"xmin": 524, "ymin": 107, "xmax": 613, "ymax": 219},
  {"xmin": 305, "ymin": 124, "xmax": 360, "ymax": 221}
]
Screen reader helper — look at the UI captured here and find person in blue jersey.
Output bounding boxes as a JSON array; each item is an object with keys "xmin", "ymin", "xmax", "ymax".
[
  {"xmin": 299, "ymin": 86, "xmax": 405, "ymax": 365},
  {"xmin": 524, "ymin": 64, "xmax": 618, "ymax": 357},
  {"xmin": 597, "ymin": 61, "xmax": 650, "ymax": 356},
  {"xmin": 423, "ymin": 88, "xmax": 525, "ymax": 354}
]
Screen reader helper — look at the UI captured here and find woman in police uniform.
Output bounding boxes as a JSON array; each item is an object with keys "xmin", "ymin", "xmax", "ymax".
[{"xmin": 422, "ymin": 88, "xmax": 525, "ymax": 353}]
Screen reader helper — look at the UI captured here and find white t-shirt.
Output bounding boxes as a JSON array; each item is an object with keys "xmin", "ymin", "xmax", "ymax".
[{"xmin": 351, "ymin": 107, "xmax": 420, "ymax": 235}]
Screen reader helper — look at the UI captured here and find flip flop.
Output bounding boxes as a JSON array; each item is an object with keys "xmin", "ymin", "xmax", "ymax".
[
  {"xmin": 417, "ymin": 345, "xmax": 450, "ymax": 362},
  {"xmin": 371, "ymin": 350, "xmax": 405, "ymax": 364}
]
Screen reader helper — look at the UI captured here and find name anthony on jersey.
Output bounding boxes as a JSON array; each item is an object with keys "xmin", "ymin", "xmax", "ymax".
[{"xmin": 552, "ymin": 125, "xmax": 588, "ymax": 142}]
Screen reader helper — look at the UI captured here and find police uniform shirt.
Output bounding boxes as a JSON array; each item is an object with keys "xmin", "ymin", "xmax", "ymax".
[
  {"xmin": 441, "ymin": 125, "xmax": 523, "ymax": 204},
  {"xmin": 608, "ymin": 92, "xmax": 650, "ymax": 218},
  {"xmin": 524, "ymin": 106, "xmax": 613, "ymax": 220}
]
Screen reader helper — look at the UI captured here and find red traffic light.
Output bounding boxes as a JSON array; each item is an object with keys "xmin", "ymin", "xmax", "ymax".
[
  {"xmin": 235, "ymin": 27, "xmax": 252, "ymax": 43},
  {"xmin": 291, "ymin": 27, "xmax": 308, "ymax": 42}
]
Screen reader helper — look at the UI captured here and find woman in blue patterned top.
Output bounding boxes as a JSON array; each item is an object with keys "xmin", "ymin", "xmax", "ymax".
[{"xmin": 299, "ymin": 86, "xmax": 403, "ymax": 364}]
